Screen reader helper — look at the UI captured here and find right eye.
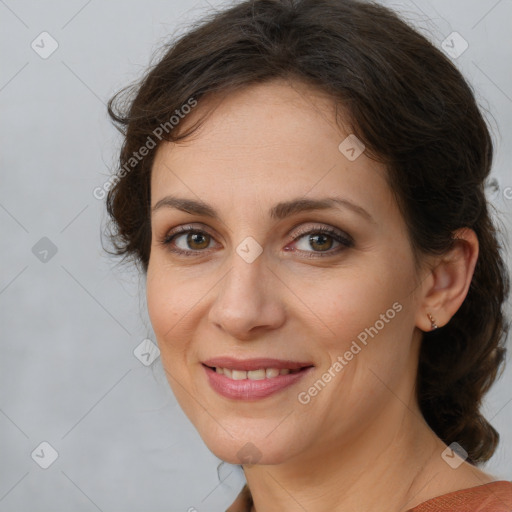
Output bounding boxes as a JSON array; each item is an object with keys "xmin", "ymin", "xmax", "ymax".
[{"xmin": 160, "ymin": 227, "xmax": 219, "ymax": 256}]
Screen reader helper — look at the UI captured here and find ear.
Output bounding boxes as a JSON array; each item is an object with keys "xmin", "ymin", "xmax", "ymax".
[{"xmin": 416, "ymin": 228, "xmax": 479, "ymax": 332}]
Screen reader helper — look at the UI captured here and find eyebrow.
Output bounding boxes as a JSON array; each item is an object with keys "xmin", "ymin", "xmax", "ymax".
[{"xmin": 151, "ymin": 195, "xmax": 375, "ymax": 224}]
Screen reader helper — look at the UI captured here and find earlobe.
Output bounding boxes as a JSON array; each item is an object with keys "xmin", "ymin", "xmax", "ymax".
[
  {"xmin": 416, "ymin": 228, "xmax": 479, "ymax": 333},
  {"xmin": 427, "ymin": 313, "xmax": 438, "ymax": 331}
]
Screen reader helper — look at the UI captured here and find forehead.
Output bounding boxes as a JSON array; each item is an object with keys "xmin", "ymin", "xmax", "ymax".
[{"xmin": 150, "ymin": 79, "xmax": 390, "ymax": 214}]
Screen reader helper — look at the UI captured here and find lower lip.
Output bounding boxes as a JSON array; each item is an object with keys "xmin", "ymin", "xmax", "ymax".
[{"xmin": 203, "ymin": 365, "xmax": 313, "ymax": 400}]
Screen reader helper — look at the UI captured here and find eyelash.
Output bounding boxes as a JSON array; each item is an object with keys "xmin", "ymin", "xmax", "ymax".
[{"xmin": 158, "ymin": 224, "xmax": 354, "ymax": 258}]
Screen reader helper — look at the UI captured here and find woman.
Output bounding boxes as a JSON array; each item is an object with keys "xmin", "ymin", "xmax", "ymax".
[{"xmin": 105, "ymin": 0, "xmax": 512, "ymax": 510}]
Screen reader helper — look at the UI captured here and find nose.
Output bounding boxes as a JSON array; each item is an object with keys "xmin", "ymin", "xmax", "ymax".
[{"xmin": 207, "ymin": 249, "xmax": 286, "ymax": 340}]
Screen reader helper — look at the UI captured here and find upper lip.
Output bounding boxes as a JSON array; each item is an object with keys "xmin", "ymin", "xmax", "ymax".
[{"xmin": 202, "ymin": 357, "xmax": 314, "ymax": 371}]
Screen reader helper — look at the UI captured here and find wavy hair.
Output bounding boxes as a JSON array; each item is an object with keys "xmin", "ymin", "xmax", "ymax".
[{"xmin": 105, "ymin": 0, "xmax": 510, "ymax": 463}]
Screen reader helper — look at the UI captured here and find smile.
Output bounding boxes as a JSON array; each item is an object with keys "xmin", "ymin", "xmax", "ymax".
[
  {"xmin": 212, "ymin": 367, "xmax": 302, "ymax": 380},
  {"xmin": 201, "ymin": 358, "xmax": 314, "ymax": 400}
]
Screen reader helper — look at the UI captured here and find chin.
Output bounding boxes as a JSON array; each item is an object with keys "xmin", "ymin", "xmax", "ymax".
[{"xmin": 198, "ymin": 423, "xmax": 300, "ymax": 466}]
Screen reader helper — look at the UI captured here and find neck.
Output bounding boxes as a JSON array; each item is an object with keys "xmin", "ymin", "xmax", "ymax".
[{"xmin": 243, "ymin": 400, "xmax": 454, "ymax": 512}]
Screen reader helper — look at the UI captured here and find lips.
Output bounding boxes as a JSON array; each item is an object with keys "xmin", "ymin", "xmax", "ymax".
[
  {"xmin": 202, "ymin": 357, "xmax": 313, "ymax": 371},
  {"xmin": 202, "ymin": 357, "xmax": 314, "ymax": 400}
]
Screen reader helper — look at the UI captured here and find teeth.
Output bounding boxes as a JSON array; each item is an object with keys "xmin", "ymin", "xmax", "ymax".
[
  {"xmin": 248, "ymin": 369, "xmax": 266, "ymax": 380},
  {"xmin": 213, "ymin": 367, "xmax": 301, "ymax": 380}
]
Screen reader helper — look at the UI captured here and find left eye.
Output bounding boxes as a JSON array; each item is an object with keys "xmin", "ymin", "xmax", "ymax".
[{"xmin": 290, "ymin": 228, "xmax": 353, "ymax": 255}]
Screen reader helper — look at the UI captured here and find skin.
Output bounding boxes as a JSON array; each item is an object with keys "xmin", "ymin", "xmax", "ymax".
[{"xmin": 146, "ymin": 78, "xmax": 496, "ymax": 512}]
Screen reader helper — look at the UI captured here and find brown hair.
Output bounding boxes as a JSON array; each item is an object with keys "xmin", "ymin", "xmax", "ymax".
[{"xmin": 106, "ymin": 0, "xmax": 510, "ymax": 463}]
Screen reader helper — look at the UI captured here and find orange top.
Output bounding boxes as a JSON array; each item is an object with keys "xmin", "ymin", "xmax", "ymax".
[
  {"xmin": 226, "ymin": 481, "xmax": 512, "ymax": 512},
  {"xmin": 409, "ymin": 481, "xmax": 512, "ymax": 512}
]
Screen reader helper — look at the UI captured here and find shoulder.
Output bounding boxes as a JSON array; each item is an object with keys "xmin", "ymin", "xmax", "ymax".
[
  {"xmin": 408, "ymin": 480, "xmax": 512, "ymax": 512},
  {"xmin": 227, "ymin": 480, "xmax": 512, "ymax": 512}
]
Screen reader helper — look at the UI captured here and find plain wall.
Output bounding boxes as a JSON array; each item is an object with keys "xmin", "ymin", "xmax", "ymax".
[{"xmin": 1, "ymin": 0, "xmax": 511, "ymax": 510}]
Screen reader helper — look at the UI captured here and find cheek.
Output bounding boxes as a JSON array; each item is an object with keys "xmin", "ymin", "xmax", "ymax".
[
  {"xmin": 146, "ymin": 263, "xmax": 202, "ymax": 417},
  {"xmin": 294, "ymin": 255, "xmax": 417, "ymax": 405},
  {"xmin": 296, "ymin": 261, "xmax": 412, "ymax": 342},
  {"xmin": 146, "ymin": 273, "xmax": 173, "ymax": 339},
  {"xmin": 146, "ymin": 262, "xmax": 192, "ymax": 352}
]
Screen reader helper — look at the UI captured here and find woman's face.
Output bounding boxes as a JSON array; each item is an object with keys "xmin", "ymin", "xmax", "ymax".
[{"xmin": 147, "ymin": 79, "xmax": 426, "ymax": 465}]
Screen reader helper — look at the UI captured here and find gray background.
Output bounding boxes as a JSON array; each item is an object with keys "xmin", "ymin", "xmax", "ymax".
[{"xmin": 1, "ymin": 0, "xmax": 511, "ymax": 511}]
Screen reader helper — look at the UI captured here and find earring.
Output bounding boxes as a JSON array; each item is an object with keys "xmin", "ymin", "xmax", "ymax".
[{"xmin": 427, "ymin": 313, "xmax": 438, "ymax": 331}]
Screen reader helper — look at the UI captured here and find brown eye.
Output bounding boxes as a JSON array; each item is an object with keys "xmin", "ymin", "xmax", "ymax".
[
  {"xmin": 291, "ymin": 226, "xmax": 353, "ymax": 256},
  {"xmin": 174, "ymin": 231, "xmax": 212, "ymax": 251},
  {"xmin": 185, "ymin": 232, "xmax": 210, "ymax": 250},
  {"xmin": 160, "ymin": 228, "xmax": 217, "ymax": 255},
  {"xmin": 307, "ymin": 233, "xmax": 334, "ymax": 252},
  {"xmin": 160, "ymin": 224, "xmax": 353, "ymax": 258}
]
